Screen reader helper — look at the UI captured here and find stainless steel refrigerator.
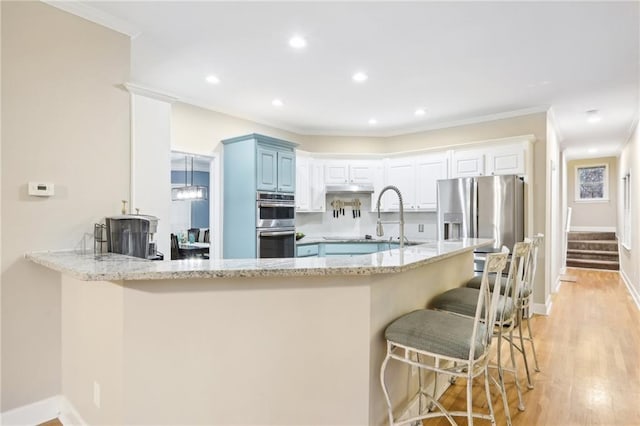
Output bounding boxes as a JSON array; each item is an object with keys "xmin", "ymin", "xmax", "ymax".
[{"xmin": 437, "ymin": 175, "xmax": 524, "ymax": 258}]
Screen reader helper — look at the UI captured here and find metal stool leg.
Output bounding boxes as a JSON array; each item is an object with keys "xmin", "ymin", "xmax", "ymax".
[
  {"xmin": 526, "ymin": 312, "xmax": 541, "ymax": 372},
  {"xmin": 484, "ymin": 367, "xmax": 497, "ymax": 426},
  {"xmin": 517, "ymin": 308, "xmax": 534, "ymax": 390},
  {"xmin": 508, "ymin": 328, "xmax": 525, "ymax": 411}
]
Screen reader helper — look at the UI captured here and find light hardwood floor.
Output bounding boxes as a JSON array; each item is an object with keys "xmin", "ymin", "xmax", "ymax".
[
  {"xmin": 431, "ymin": 268, "xmax": 640, "ymax": 425},
  {"xmin": 39, "ymin": 268, "xmax": 640, "ymax": 426}
]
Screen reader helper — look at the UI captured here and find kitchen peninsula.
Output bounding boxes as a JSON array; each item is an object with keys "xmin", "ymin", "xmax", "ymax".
[{"xmin": 27, "ymin": 238, "xmax": 490, "ymax": 426}]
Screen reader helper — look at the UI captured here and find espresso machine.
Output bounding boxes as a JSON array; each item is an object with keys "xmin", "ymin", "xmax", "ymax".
[{"xmin": 105, "ymin": 214, "xmax": 162, "ymax": 260}]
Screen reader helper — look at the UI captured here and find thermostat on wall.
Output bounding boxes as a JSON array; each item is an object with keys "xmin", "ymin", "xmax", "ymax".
[{"xmin": 28, "ymin": 182, "xmax": 55, "ymax": 197}]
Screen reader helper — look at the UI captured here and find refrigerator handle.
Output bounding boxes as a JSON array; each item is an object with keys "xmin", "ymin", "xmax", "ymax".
[{"xmin": 471, "ymin": 178, "xmax": 479, "ymax": 238}]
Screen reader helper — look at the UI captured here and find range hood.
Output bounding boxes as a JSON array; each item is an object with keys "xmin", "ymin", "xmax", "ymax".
[{"xmin": 325, "ymin": 184, "xmax": 374, "ymax": 194}]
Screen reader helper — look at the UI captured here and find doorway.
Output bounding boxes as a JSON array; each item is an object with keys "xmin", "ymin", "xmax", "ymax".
[{"xmin": 170, "ymin": 151, "xmax": 214, "ymax": 259}]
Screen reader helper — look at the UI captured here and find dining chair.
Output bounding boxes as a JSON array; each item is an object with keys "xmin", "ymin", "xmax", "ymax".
[{"xmin": 187, "ymin": 228, "xmax": 199, "ymax": 243}]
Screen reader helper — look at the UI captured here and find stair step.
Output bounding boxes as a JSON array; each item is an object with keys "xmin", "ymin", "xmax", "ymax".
[
  {"xmin": 566, "ymin": 258, "xmax": 619, "ymax": 271},
  {"xmin": 567, "ymin": 232, "xmax": 616, "ymax": 241},
  {"xmin": 566, "ymin": 250, "xmax": 619, "ymax": 261},
  {"xmin": 567, "ymin": 241, "xmax": 618, "ymax": 251}
]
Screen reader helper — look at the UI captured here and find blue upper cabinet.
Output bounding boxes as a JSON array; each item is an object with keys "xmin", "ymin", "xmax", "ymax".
[
  {"xmin": 277, "ymin": 150, "xmax": 295, "ymax": 193},
  {"xmin": 257, "ymin": 145, "xmax": 279, "ymax": 191}
]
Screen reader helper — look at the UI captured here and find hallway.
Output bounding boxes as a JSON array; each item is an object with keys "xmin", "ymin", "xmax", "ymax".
[{"xmin": 433, "ymin": 268, "xmax": 640, "ymax": 425}]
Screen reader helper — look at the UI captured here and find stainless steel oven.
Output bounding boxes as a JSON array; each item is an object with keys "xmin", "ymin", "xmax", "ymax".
[
  {"xmin": 255, "ymin": 192, "xmax": 296, "ymax": 258},
  {"xmin": 256, "ymin": 192, "xmax": 295, "ymax": 228},
  {"xmin": 256, "ymin": 228, "xmax": 296, "ymax": 258}
]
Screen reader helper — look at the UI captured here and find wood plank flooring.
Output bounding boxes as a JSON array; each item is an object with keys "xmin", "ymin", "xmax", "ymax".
[
  {"xmin": 430, "ymin": 268, "xmax": 640, "ymax": 425},
  {"xmin": 39, "ymin": 268, "xmax": 640, "ymax": 426}
]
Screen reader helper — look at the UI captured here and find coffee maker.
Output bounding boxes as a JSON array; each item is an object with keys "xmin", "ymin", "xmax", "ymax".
[{"xmin": 105, "ymin": 215, "xmax": 162, "ymax": 260}]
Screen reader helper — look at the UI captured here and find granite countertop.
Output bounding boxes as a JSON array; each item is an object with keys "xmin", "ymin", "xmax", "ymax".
[
  {"xmin": 296, "ymin": 236, "xmax": 432, "ymax": 245},
  {"xmin": 25, "ymin": 238, "xmax": 492, "ymax": 282}
]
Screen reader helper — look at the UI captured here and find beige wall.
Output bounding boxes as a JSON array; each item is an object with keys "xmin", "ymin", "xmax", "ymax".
[
  {"xmin": 1, "ymin": 1, "xmax": 130, "ymax": 411},
  {"xmin": 618, "ymin": 122, "xmax": 639, "ymax": 301},
  {"xmin": 567, "ymin": 157, "xmax": 618, "ymax": 230},
  {"xmin": 171, "ymin": 102, "xmax": 309, "ymax": 155}
]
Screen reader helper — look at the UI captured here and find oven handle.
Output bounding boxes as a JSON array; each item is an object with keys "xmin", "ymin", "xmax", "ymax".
[
  {"xmin": 259, "ymin": 230, "xmax": 295, "ymax": 237},
  {"xmin": 257, "ymin": 202, "xmax": 295, "ymax": 208}
]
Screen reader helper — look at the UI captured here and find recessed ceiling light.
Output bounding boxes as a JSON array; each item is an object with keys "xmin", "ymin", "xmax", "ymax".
[
  {"xmin": 588, "ymin": 148, "xmax": 599, "ymax": 154},
  {"xmin": 205, "ymin": 75, "xmax": 220, "ymax": 84},
  {"xmin": 415, "ymin": 108, "xmax": 426, "ymax": 116},
  {"xmin": 272, "ymin": 98, "xmax": 284, "ymax": 107},
  {"xmin": 368, "ymin": 118, "xmax": 377, "ymax": 125},
  {"xmin": 353, "ymin": 72, "xmax": 368, "ymax": 83},
  {"xmin": 289, "ymin": 36, "xmax": 307, "ymax": 49},
  {"xmin": 586, "ymin": 109, "xmax": 601, "ymax": 123}
]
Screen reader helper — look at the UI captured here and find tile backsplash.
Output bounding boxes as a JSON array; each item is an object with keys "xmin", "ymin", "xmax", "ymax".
[{"xmin": 296, "ymin": 196, "xmax": 438, "ymax": 240}]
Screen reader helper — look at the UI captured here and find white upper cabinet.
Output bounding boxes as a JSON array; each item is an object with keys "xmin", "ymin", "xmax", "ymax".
[
  {"xmin": 296, "ymin": 153, "xmax": 325, "ymax": 212},
  {"xmin": 309, "ymin": 162, "xmax": 326, "ymax": 212},
  {"xmin": 485, "ymin": 145, "xmax": 525, "ymax": 176},
  {"xmin": 451, "ymin": 149, "xmax": 485, "ymax": 177},
  {"xmin": 295, "ymin": 154, "xmax": 311, "ymax": 211},
  {"xmin": 324, "ymin": 160, "xmax": 376, "ymax": 184},
  {"xmin": 384, "ymin": 158, "xmax": 416, "ymax": 210},
  {"xmin": 415, "ymin": 152, "xmax": 449, "ymax": 210},
  {"xmin": 452, "ymin": 143, "xmax": 526, "ymax": 177}
]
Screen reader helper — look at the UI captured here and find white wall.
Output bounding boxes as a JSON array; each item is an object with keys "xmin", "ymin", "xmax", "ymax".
[
  {"xmin": 1, "ymin": 1, "xmax": 130, "ymax": 412},
  {"xmin": 618, "ymin": 121, "xmax": 640, "ymax": 306},
  {"xmin": 546, "ymin": 114, "xmax": 562, "ymax": 295}
]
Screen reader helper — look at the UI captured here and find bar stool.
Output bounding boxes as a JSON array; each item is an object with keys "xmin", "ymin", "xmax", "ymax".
[
  {"xmin": 429, "ymin": 241, "xmax": 532, "ymax": 416},
  {"xmin": 380, "ymin": 248, "xmax": 509, "ymax": 426},
  {"xmin": 514, "ymin": 233, "xmax": 543, "ymax": 388},
  {"xmin": 465, "ymin": 234, "xmax": 543, "ymax": 389}
]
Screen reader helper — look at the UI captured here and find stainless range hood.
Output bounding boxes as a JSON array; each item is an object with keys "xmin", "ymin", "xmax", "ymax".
[{"xmin": 325, "ymin": 184, "xmax": 374, "ymax": 194}]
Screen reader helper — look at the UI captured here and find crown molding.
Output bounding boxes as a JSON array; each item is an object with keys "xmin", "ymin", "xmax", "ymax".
[
  {"xmin": 42, "ymin": 0, "xmax": 142, "ymax": 38},
  {"xmin": 123, "ymin": 83, "xmax": 180, "ymax": 103}
]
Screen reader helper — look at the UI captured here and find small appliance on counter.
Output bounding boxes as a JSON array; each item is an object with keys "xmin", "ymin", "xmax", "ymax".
[{"xmin": 105, "ymin": 214, "xmax": 163, "ymax": 260}]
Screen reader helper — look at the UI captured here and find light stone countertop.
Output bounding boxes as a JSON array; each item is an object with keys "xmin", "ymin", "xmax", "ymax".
[{"xmin": 25, "ymin": 238, "xmax": 492, "ymax": 282}]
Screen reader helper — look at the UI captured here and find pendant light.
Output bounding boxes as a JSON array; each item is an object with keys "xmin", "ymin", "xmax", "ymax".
[{"xmin": 171, "ymin": 155, "xmax": 208, "ymax": 201}]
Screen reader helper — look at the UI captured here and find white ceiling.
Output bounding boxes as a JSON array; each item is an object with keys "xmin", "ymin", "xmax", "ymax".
[{"xmin": 57, "ymin": 1, "xmax": 639, "ymax": 158}]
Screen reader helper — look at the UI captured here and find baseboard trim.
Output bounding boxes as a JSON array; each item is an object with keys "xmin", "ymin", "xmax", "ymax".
[
  {"xmin": 552, "ymin": 274, "xmax": 562, "ymax": 293},
  {"xmin": 570, "ymin": 226, "xmax": 616, "ymax": 232},
  {"xmin": 620, "ymin": 269, "xmax": 640, "ymax": 311},
  {"xmin": 533, "ymin": 295, "xmax": 552, "ymax": 316},
  {"xmin": 0, "ymin": 395, "xmax": 61, "ymax": 426},
  {"xmin": 58, "ymin": 396, "xmax": 88, "ymax": 426}
]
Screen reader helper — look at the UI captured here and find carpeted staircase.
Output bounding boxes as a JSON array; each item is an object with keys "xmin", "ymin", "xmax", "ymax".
[{"xmin": 566, "ymin": 231, "xmax": 619, "ymax": 270}]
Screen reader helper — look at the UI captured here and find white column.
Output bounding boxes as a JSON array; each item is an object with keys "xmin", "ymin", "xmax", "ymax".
[{"xmin": 126, "ymin": 84, "xmax": 177, "ymax": 259}]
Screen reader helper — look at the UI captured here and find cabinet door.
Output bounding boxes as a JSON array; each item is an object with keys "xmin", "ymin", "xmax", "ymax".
[
  {"xmin": 277, "ymin": 151, "xmax": 295, "ymax": 193},
  {"xmin": 256, "ymin": 145, "xmax": 278, "ymax": 191},
  {"xmin": 384, "ymin": 158, "xmax": 416, "ymax": 210},
  {"xmin": 415, "ymin": 153, "xmax": 449, "ymax": 210},
  {"xmin": 324, "ymin": 161, "xmax": 349, "ymax": 184},
  {"xmin": 486, "ymin": 145, "xmax": 525, "ymax": 176},
  {"xmin": 295, "ymin": 156, "xmax": 310, "ymax": 211},
  {"xmin": 349, "ymin": 161, "xmax": 375, "ymax": 184},
  {"xmin": 452, "ymin": 150, "xmax": 485, "ymax": 177},
  {"xmin": 310, "ymin": 162, "xmax": 326, "ymax": 212}
]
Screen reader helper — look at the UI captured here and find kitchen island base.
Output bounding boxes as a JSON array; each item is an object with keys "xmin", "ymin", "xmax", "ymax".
[{"xmin": 59, "ymin": 253, "xmax": 471, "ymax": 425}]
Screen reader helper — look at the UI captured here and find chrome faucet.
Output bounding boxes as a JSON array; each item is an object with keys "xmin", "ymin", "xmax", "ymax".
[{"xmin": 375, "ymin": 185, "xmax": 405, "ymax": 249}]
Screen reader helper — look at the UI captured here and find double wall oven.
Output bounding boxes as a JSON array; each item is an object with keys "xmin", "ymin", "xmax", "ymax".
[{"xmin": 256, "ymin": 192, "xmax": 295, "ymax": 258}]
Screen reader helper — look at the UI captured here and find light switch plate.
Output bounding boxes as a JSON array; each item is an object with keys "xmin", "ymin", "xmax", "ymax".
[{"xmin": 28, "ymin": 182, "xmax": 54, "ymax": 197}]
